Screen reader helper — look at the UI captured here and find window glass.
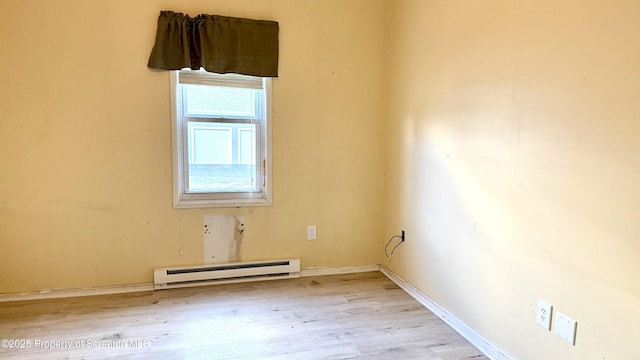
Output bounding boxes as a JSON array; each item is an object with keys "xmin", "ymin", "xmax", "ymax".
[
  {"xmin": 185, "ymin": 85, "xmax": 257, "ymax": 118},
  {"xmin": 186, "ymin": 122, "xmax": 257, "ymax": 193}
]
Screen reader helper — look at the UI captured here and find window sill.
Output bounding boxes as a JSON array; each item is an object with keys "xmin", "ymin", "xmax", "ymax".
[{"xmin": 173, "ymin": 198, "xmax": 272, "ymax": 209}]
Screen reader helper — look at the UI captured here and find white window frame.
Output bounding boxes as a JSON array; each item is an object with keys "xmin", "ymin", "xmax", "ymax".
[{"xmin": 170, "ymin": 70, "xmax": 272, "ymax": 209}]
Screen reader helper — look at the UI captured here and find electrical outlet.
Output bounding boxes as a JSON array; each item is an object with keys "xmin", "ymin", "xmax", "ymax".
[
  {"xmin": 553, "ymin": 311, "xmax": 577, "ymax": 345},
  {"xmin": 536, "ymin": 300, "xmax": 553, "ymax": 330},
  {"xmin": 307, "ymin": 225, "xmax": 317, "ymax": 240}
]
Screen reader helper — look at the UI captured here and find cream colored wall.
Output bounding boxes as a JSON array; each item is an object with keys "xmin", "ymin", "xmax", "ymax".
[
  {"xmin": 383, "ymin": 0, "xmax": 640, "ymax": 359},
  {"xmin": 0, "ymin": 0, "xmax": 387, "ymax": 293}
]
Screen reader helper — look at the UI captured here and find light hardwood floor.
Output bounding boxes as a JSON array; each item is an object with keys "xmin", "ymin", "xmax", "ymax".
[{"xmin": 0, "ymin": 272, "xmax": 488, "ymax": 359}]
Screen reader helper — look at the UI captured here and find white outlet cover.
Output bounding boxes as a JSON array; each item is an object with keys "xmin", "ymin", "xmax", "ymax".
[
  {"xmin": 553, "ymin": 311, "xmax": 577, "ymax": 345},
  {"xmin": 536, "ymin": 300, "xmax": 553, "ymax": 330}
]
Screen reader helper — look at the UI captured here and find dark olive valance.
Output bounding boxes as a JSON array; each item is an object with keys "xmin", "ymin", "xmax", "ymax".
[{"xmin": 148, "ymin": 11, "xmax": 279, "ymax": 77}]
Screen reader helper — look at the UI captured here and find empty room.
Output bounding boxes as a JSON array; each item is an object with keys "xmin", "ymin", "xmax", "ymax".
[{"xmin": 0, "ymin": 0, "xmax": 638, "ymax": 359}]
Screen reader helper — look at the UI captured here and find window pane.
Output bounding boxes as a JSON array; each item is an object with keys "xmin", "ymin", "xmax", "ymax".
[
  {"xmin": 191, "ymin": 127, "xmax": 232, "ymax": 164},
  {"xmin": 238, "ymin": 128, "xmax": 256, "ymax": 165},
  {"xmin": 185, "ymin": 85, "xmax": 257, "ymax": 118},
  {"xmin": 187, "ymin": 122, "xmax": 257, "ymax": 193}
]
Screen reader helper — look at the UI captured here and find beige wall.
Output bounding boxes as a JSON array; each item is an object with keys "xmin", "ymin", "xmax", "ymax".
[
  {"xmin": 0, "ymin": 0, "xmax": 387, "ymax": 292},
  {"xmin": 383, "ymin": 0, "xmax": 640, "ymax": 359}
]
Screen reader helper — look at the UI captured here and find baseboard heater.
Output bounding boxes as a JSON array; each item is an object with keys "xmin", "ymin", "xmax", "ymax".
[{"xmin": 154, "ymin": 259, "xmax": 300, "ymax": 290}]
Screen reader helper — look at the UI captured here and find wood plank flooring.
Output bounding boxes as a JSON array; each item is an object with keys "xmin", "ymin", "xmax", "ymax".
[{"xmin": 0, "ymin": 272, "xmax": 488, "ymax": 359}]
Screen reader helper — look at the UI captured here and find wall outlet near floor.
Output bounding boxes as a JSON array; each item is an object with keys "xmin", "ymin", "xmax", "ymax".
[
  {"xmin": 553, "ymin": 311, "xmax": 577, "ymax": 345},
  {"xmin": 536, "ymin": 299, "xmax": 553, "ymax": 330},
  {"xmin": 307, "ymin": 225, "xmax": 317, "ymax": 240}
]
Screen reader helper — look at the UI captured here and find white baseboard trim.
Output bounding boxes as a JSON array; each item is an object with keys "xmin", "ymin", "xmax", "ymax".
[
  {"xmin": 0, "ymin": 283, "xmax": 154, "ymax": 303},
  {"xmin": 301, "ymin": 264, "xmax": 380, "ymax": 277},
  {"xmin": 0, "ymin": 265, "xmax": 381, "ymax": 303},
  {"xmin": 380, "ymin": 266, "xmax": 514, "ymax": 360}
]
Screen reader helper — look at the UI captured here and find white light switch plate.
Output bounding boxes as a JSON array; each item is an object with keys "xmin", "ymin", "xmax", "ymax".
[{"xmin": 553, "ymin": 311, "xmax": 577, "ymax": 345}]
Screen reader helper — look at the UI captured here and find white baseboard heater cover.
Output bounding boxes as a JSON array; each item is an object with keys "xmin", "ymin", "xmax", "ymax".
[{"xmin": 154, "ymin": 259, "xmax": 300, "ymax": 290}]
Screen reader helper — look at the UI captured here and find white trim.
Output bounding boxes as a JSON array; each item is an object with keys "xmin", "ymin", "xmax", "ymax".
[
  {"xmin": 0, "ymin": 264, "xmax": 379, "ymax": 302},
  {"xmin": 170, "ymin": 70, "xmax": 183, "ymax": 208},
  {"xmin": 0, "ymin": 283, "xmax": 153, "ymax": 303},
  {"xmin": 300, "ymin": 264, "xmax": 380, "ymax": 277},
  {"xmin": 380, "ymin": 266, "xmax": 515, "ymax": 360}
]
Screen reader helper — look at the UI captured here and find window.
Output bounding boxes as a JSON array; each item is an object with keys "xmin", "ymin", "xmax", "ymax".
[{"xmin": 170, "ymin": 70, "xmax": 272, "ymax": 208}]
